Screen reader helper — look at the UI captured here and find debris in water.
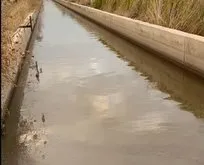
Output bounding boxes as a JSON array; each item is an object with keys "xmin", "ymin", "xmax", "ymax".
[
  {"xmin": 35, "ymin": 61, "xmax": 39, "ymax": 72},
  {"xmin": 35, "ymin": 61, "xmax": 40, "ymax": 81},
  {"xmin": 42, "ymin": 155, "xmax": 45, "ymax": 159},
  {"xmin": 36, "ymin": 72, "xmax": 40, "ymax": 81},
  {"xmin": 42, "ymin": 113, "xmax": 45, "ymax": 123}
]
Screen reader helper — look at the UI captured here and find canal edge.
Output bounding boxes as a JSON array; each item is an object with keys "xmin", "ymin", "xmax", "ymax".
[
  {"xmin": 53, "ymin": 0, "xmax": 204, "ymax": 79},
  {"xmin": 1, "ymin": 2, "xmax": 43, "ymax": 132}
]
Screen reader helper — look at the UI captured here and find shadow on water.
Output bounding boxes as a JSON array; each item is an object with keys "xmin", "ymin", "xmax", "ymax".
[
  {"xmin": 2, "ymin": 4, "xmax": 44, "ymax": 165},
  {"xmin": 54, "ymin": 3, "xmax": 204, "ymax": 118}
]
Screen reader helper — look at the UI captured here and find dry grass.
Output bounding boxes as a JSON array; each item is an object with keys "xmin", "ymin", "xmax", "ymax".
[
  {"xmin": 73, "ymin": 0, "xmax": 91, "ymax": 5},
  {"xmin": 78, "ymin": 0, "xmax": 204, "ymax": 36},
  {"xmin": 1, "ymin": 0, "xmax": 41, "ymax": 86}
]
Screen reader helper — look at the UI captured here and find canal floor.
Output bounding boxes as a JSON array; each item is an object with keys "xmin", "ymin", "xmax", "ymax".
[{"xmin": 2, "ymin": 1, "xmax": 204, "ymax": 165}]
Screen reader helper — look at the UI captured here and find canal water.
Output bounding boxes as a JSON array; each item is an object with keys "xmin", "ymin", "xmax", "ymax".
[{"xmin": 2, "ymin": 1, "xmax": 204, "ymax": 165}]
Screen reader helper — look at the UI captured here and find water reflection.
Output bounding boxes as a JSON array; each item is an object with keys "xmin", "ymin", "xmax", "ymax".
[{"xmin": 54, "ymin": 3, "xmax": 204, "ymax": 118}]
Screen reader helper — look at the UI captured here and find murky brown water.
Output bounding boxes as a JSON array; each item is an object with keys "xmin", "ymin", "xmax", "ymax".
[{"xmin": 2, "ymin": 1, "xmax": 204, "ymax": 165}]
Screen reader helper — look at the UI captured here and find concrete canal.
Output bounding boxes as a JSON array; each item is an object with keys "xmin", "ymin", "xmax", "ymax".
[{"xmin": 2, "ymin": 1, "xmax": 204, "ymax": 165}]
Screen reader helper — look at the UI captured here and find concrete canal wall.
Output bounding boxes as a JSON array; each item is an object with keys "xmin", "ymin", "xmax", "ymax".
[
  {"xmin": 1, "ymin": 9, "xmax": 41, "ymax": 122},
  {"xmin": 54, "ymin": 0, "xmax": 204, "ymax": 78}
]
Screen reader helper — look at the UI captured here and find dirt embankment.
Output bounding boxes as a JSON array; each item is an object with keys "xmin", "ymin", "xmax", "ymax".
[
  {"xmin": 1, "ymin": 0, "xmax": 41, "ymax": 104},
  {"xmin": 1, "ymin": 0, "xmax": 41, "ymax": 81},
  {"xmin": 1, "ymin": 0, "xmax": 41, "ymax": 121}
]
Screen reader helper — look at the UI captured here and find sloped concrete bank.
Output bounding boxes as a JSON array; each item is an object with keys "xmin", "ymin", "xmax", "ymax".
[
  {"xmin": 1, "ymin": 7, "xmax": 41, "ymax": 125},
  {"xmin": 54, "ymin": 0, "xmax": 204, "ymax": 78}
]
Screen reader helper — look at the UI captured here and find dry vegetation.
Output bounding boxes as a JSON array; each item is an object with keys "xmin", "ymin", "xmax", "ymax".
[
  {"xmin": 73, "ymin": 0, "xmax": 91, "ymax": 5},
  {"xmin": 1, "ymin": 0, "xmax": 41, "ymax": 87},
  {"xmin": 75, "ymin": 0, "xmax": 204, "ymax": 36}
]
